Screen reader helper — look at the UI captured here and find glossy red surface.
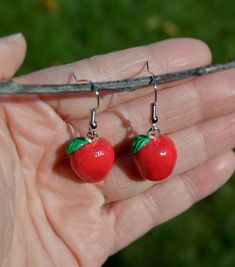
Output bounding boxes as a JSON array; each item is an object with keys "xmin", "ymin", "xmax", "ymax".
[
  {"xmin": 134, "ymin": 135, "xmax": 177, "ymax": 181},
  {"xmin": 69, "ymin": 138, "xmax": 114, "ymax": 183}
]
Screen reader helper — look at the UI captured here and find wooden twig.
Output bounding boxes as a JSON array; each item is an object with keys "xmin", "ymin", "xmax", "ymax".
[{"xmin": 0, "ymin": 60, "xmax": 235, "ymax": 94}]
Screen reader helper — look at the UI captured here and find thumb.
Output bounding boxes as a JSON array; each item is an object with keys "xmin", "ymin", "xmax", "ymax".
[{"xmin": 0, "ymin": 33, "xmax": 26, "ymax": 80}]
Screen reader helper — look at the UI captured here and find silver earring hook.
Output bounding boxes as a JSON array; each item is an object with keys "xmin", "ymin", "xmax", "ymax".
[
  {"xmin": 72, "ymin": 71, "xmax": 100, "ymax": 109},
  {"xmin": 71, "ymin": 72, "xmax": 100, "ymax": 110},
  {"xmin": 71, "ymin": 71, "xmax": 100, "ymax": 140},
  {"xmin": 146, "ymin": 61, "xmax": 160, "ymax": 138},
  {"xmin": 87, "ymin": 82, "xmax": 99, "ymax": 140}
]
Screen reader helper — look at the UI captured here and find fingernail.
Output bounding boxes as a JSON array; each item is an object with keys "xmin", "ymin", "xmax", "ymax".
[{"xmin": 0, "ymin": 33, "xmax": 23, "ymax": 42}]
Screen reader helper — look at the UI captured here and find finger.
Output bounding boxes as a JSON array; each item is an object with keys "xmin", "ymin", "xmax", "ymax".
[
  {"xmin": 108, "ymin": 150, "xmax": 235, "ymax": 253},
  {"xmin": 72, "ymin": 68, "xmax": 235, "ymax": 152},
  {"xmin": 15, "ymin": 38, "xmax": 212, "ymax": 119},
  {"xmin": 0, "ymin": 33, "xmax": 26, "ymax": 80},
  {"xmin": 98, "ymin": 112, "xmax": 235, "ymax": 203}
]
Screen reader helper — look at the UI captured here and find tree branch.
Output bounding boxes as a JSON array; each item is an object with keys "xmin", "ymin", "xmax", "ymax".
[{"xmin": 0, "ymin": 60, "xmax": 235, "ymax": 94}]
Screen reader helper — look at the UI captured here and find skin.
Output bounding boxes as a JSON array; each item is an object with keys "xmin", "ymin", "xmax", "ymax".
[{"xmin": 0, "ymin": 33, "xmax": 234, "ymax": 267}]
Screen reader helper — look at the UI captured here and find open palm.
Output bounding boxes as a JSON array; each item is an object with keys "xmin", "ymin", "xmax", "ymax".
[{"xmin": 0, "ymin": 34, "xmax": 234, "ymax": 267}]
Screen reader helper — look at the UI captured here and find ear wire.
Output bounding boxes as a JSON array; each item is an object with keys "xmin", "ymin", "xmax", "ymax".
[
  {"xmin": 72, "ymin": 71, "xmax": 100, "ymax": 140},
  {"xmin": 146, "ymin": 62, "xmax": 160, "ymax": 138}
]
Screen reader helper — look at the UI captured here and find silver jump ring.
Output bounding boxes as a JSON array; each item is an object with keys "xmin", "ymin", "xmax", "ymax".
[
  {"xmin": 86, "ymin": 130, "xmax": 99, "ymax": 142},
  {"xmin": 147, "ymin": 125, "xmax": 160, "ymax": 138}
]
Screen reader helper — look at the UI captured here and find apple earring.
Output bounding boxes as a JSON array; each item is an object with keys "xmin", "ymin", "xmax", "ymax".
[
  {"xmin": 66, "ymin": 80, "xmax": 115, "ymax": 183},
  {"xmin": 131, "ymin": 62, "xmax": 177, "ymax": 181}
]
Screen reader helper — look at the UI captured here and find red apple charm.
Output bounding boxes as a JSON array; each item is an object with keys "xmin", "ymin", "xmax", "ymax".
[
  {"xmin": 66, "ymin": 137, "xmax": 114, "ymax": 183},
  {"xmin": 131, "ymin": 134, "xmax": 177, "ymax": 181}
]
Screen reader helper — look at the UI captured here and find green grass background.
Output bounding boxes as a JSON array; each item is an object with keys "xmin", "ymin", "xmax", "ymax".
[{"xmin": 1, "ymin": 0, "xmax": 235, "ymax": 266}]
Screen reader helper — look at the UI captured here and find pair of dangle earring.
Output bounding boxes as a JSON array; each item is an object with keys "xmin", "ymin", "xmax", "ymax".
[
  {"xmin": 66, "ymin": 64, "xmax": 177, "ymax": 184},
  {"xmin": 66, "ymin": 81, "xmax": 115, "ymax": 183},
  {"xmin": 131, "ymin": 62, "xmax": 177, "ymax": 181}
]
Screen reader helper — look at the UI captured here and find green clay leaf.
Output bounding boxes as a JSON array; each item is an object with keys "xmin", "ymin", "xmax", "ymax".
[
  {"xmin": 66, "ymin": 137, "xmax": 89, "ymax": 155},
  {"xmin": 131, "ymin": 135, "xmax": 151, "ymax": 154}
]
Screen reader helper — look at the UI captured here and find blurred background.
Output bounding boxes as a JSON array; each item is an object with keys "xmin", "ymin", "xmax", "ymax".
[{"xmin": 1, "ymin": 0, "xmax": 235, "ymax": 266}]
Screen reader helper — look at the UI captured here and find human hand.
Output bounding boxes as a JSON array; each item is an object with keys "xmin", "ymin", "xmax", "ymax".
[{"xmin": 0, "ymin": 33, "xmax": 234, "ymax": 267}]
